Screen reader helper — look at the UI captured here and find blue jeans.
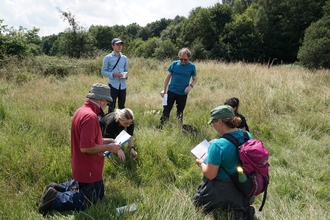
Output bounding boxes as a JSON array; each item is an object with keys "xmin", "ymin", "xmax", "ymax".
[{"xmin": 52, "ymin": 180, "xmax": 104, "ymax": 212}]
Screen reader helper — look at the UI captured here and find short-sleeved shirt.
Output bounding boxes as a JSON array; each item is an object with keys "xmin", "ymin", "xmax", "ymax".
[
  {"xmin": 206, "ymin": 129, "xmax": 252, "ymax": 180},
  {"xmin": 99, "ymin": 112, "xmax": 134, "ymax": 139},
  {"xmin": 71, "ymin": 100, "xmax": 104, "ymax": 183},
  {"xmin": 167, "ymin": 60, "xmax": 197, "ymax": 95}
]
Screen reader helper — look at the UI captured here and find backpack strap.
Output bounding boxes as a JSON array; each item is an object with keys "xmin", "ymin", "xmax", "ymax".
[
  {"xmin": 220, "ymin": 131, "xmax": 249, "ymax": 189},
  {"xmin": 221, "ymin": 131, "xmax": 249, "ymax": 148},
  {"xmin": 259, "ymin": 176, "xmax": 269, "ymax": 212}
]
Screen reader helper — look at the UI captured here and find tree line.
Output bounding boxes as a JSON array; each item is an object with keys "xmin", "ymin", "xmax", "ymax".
[{"xmin": 1, "ymin": 0, "xmax": 330, "ymax": 69}]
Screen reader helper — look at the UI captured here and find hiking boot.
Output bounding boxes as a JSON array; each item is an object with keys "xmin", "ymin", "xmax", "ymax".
[
  {"xmin": 232, "ymin": 206, "xmax": 255, "ymax": 220},
  {"xmin": 232, "ymin": 210, "xmax": 246, "ymax": 220},
  {"xmin": 247, "ymin": 206, "xmax": 255, "ymax": 220},
  {"xmin": 157, "ymin": 124, "xmax": 163, "ymax": 130},
  {"xmin": 38, "ymin": 187, "xmax": 57, "ymax": 216},
  {"xmin": 41, "ymin": 182, "xmax": 62, "ymax": 197}
]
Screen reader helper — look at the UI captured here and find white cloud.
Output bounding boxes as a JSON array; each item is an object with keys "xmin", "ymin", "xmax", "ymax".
[{"xmin": 0, "ymin": 0, "xmax": 220, "ymax": 36}]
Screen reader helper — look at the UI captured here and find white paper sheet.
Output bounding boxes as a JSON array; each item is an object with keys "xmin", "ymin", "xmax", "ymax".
[{"xmin": 162, "ymin": 94, "xmax": 168, "ymax": 106}]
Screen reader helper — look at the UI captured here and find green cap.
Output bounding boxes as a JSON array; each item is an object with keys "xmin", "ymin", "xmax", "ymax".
[{"xmin": 207, "ymin": 105, "xmax": 234, "ymax": 124}]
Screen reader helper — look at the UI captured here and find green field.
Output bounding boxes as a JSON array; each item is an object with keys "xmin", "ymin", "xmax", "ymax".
[{"xmin": 0, "ymin": 57, "xmax": 329, "ymax": 219}]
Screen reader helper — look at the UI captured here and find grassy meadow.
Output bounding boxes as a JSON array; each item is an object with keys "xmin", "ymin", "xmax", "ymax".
[{"xmin": 0, "ymin": 56, "xmax": 330, "ymax": 220}]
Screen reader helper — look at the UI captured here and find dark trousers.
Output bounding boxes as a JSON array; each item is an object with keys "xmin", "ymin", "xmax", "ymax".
[
  {"xmin": 193, "ymin": 177, "xmax": 250, "ymax": 213},
  {"xmin": 109, "ymin": 84, "xmax": 126, "ymax": 113},
  {"xmin": 160, "ymin": 90, "xmax": 188, "ymax": 126},
  {"xmin": 52, "ymin": 180, "xmax": 104, "ymax": 212}
]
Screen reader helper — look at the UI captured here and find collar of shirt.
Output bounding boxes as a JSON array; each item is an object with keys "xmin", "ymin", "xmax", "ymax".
[
  {"xmin": 111, "ymin": 51, "xmax": 122, "ymax": 57},
  {"xmin": 85, "ymin": 99, "xmax": 104, "ymax": 116},
  {"xmin": 89, "ymin": 99, "xmax": 100, "ymax": 108}
]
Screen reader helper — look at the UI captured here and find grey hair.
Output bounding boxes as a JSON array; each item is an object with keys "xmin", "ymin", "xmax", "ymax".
[
  {"xmin": 178, "ymin": 48, "xmax": 191, "ymax": 58},
  {"xmin": 115, "ymin": 108, "xmax": 134, "ymax": 121}
]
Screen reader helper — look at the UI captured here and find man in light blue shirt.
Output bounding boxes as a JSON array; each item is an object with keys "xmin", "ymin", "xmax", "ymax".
[{"xmin": 101, "ymin": 38, "xmax": 129, "ymax": 112}]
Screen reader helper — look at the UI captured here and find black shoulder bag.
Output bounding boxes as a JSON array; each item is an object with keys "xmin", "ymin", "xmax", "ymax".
[{"xmin": 111, "ymin": 55, "xmax": 121, "ymax": 71}]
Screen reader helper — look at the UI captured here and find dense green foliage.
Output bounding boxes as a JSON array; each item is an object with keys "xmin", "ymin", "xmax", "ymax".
[
  {"xmin": 1, "ymin": 0, "xmax": 330, "ymax": 68},
  {"xmin": 297, "ymin": 1, "xmax": 330, "ymax": 69},
  {"xmin": 0, "ymin": 56, "xmax": 330, "ymax": 219},
  {"xmin": 0, "ymin": 19, "xmax": 41, "ymax": 59}
]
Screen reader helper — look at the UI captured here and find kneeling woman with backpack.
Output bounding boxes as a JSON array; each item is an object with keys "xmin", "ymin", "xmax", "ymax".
[{"xmin": 193, "ymin": 105, "xmax": 255, "ymax": 219}]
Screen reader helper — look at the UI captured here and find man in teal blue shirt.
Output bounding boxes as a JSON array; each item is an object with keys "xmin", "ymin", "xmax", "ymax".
[
  {"xmin": 101, "ymin": 38, "xmax": 129, "ymax": 112},
  {"xmin": 159, "ymin": 48, "xmax": 197, "ymax": 128}
]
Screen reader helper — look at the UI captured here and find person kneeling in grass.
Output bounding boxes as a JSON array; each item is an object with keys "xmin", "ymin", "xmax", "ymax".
[
  {"xmin": 193, "ymin": 105, "xmax": 255, "ymax": 220},
  {"xmin": 38, "ymin": 83, "xmax": 121, "ymax": 216}
]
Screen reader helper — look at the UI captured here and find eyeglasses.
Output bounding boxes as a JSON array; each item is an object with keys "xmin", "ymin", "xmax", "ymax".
[
  {"xmin": 104, "ymin": 100, "xmax": 111, "ymax": 106},
  {"xmin": 180, "ymin": 58, "xmax": 188, "ymax": 62},
  {"xmin": 123, "ymin": 122, "xmax": 133, "ymax": 126},
  {"xmin": 211, "ymin": 119, "xmax": 218, "ymax": 124},
  {"xmin": 120, "ymin": 118, "xmax": 133, "ymax": 126}
]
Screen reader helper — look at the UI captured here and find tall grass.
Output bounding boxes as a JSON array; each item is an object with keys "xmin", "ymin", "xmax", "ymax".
[{"xmin": 0, "ymin": 56, "xmax": 329, "ymax": 219}]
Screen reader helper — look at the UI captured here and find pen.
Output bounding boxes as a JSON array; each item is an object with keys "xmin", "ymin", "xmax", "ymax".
[{"xmin": 199, "ymin": 152, "xmax": 206, "ymax": 159}]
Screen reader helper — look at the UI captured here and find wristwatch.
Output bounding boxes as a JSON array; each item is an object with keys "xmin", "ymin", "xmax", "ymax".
[
  {"xmin": 190, "ymin": 84, "xmax": 194, "ymax": 88},
  {"xmin": 199, "ymin": 162, "xmax": 205, "ymax": 167}
]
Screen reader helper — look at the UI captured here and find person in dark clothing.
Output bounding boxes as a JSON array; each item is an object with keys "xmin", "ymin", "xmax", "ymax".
[
  {"xmin": 224, "ymin": 97, "xmax": 249, "ymax": 131},
  {"xmin": 99, "ymin": 108, "xmax": 138, "ymax": 161}
]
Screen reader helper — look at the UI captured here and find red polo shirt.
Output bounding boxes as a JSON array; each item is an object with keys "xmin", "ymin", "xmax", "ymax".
[{"xmin": 71, "ymin": 100, "xmax": 104, "ymax": 183}]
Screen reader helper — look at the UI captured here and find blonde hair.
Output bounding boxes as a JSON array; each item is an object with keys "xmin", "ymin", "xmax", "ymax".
[{"xmin": 115, "ymin": 108, "xmax": 134, "ymax": 121}]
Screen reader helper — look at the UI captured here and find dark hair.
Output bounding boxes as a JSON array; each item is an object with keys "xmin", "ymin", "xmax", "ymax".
[{"xmin": 224, "ymin": 97, "xmax": 240, "ymax": 109}]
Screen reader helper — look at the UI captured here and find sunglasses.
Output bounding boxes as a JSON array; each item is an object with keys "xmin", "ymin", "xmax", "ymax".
[{"xmin": 180, "ymin": 58, "xmax": 188, "ymax": 62}]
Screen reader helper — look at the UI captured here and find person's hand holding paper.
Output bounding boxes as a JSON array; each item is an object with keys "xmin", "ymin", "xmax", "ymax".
[{"xmin": 191, "ymin": 139, "xmax": 209, "ymax": 160}]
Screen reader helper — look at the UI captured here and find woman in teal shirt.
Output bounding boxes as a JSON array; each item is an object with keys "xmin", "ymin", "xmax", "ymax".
[{"xmin": 194, "ymin": 105, "xmax": 254, "ymax": 219}]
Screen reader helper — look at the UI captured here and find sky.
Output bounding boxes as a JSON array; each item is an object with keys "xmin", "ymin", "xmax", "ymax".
[{"xmin": 0, "ymin": 0, "xmax": 221, "ymax": 37}]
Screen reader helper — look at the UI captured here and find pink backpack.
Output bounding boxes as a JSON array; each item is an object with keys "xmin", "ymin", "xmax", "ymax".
[{"xmin": 222, "ymin": 132, "xmax": 270, "ymax": 212}]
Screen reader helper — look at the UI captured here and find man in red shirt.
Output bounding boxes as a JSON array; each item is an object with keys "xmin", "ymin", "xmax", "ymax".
[{"xmin": 39, "ymin": 83, "xmax": 121, "ymax": 216}]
